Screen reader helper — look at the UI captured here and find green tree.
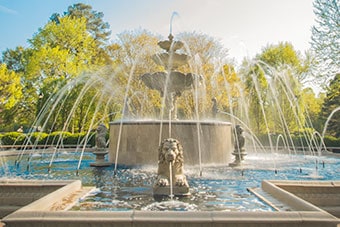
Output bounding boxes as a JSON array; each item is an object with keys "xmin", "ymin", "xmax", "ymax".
[
  {"xmin": 302, "ymin": 87, "xmax": 324, "ymax": 132},
  {"xmin": 0, "ymin": 64, "xmax": 22, "ymax": 110},
  {"xmin": 239, "ymin": 62, "xmax": 269, "ymax": 134},
  {"xmin": 51, "ymin": 3, "xmax": 111, "ymax": 48},
  {"xmin": 1, "ymin": 46, "xmax": 30, "ymax": 73},
  {"xmin": 259, "ymin": 42, "xmax": 301, "ymax": 70},
  {"xmin": 0, "ymin": 63, "xmax": 23, "ymax": 130},
  {"xmin": 311, "ymin": 0, "xmax": 340, "ymax": 82},
  {"xmin": 239, "ymin": 42, "xmax": 310, "ymax": 135},
  {"xmin": 320, "ymin": 73, "xmax": 340, "ymax": 137},
  {"xmin": 23, "ymin": 16, "xmax": 103, "ymax": 131}
]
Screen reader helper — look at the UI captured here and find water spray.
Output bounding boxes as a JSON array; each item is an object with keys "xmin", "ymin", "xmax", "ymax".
[{"xmin": 169, "ymin": 11, "xmax": 179, "ymax": 35}]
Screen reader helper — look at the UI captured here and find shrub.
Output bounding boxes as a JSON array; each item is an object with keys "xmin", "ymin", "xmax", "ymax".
[{"xmin": 0, "ymin": 132, "xmax": 27, "ymax": 145}]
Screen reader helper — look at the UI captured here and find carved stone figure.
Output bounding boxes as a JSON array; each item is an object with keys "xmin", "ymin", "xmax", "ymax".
[
  {"xmin": 234, "ymin": 125, "xmax": 245, "ymax": 151},
  {"xmin": 229, "ymin": 125, "xmax": 247, "ymax": 167},
  {"xmin": 153, "ymin": 138, "xmax": 190, "ymax": 196},
  {"xmin": 90, "ymin": 124, "xmax": 110, "ymax": 167},
  {"xmin": 96, "ymin": 124, "xmax": 107, "ymax": 149},
  {"xmin": 211, "ymin": 97, "xmax": 218, "ymax": 118}
]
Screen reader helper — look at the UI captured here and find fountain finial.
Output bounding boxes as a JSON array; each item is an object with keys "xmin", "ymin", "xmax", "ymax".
[{"xmin": 168, "ymin": 33, "xmax": 174, "ymax": 42}]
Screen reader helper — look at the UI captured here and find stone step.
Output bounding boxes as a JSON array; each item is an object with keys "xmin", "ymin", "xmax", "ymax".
[
  {"xmin": 0, "ymin": 205, "xmax": 21, "ymax": 218},
  {"xmin": 0, "ymin": 192, "xmax": 47, "ymax": 206},
  {"xmin": 247, "ymin": 187, "xmax": 293, "ymax": 211}
]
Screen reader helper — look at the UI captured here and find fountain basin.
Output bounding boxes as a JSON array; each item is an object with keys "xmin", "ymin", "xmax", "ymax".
[
  {"xmin": 2, "ymin": 179, "xmax": 339, "ymax": 227},
  {"xmin": 108, "ymin": 120, "xmax": 232, "ymax": 166}
]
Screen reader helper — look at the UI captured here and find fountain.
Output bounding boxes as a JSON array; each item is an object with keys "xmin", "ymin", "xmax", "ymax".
[
  {"xmin": 0, "ymin": 16, "xmax": 339, "ymax": 227},
  {"xmin": 108, "ymin": 33, "xmax": 233, "ymax": 168}
]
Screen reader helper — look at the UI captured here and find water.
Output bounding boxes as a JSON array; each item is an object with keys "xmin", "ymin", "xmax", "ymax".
[{"xmin": 1, "ymin": 151, "xmax": 339, "ymax": 212}]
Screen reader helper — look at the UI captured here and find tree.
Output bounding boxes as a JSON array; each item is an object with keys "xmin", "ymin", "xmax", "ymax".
[
  {"xmin": 175, "ymin": 32, "xmax": 231, "ymax": 118},
  {"xmin": 259, "ymin": 42, "xmax": 301, "ymax": 70},
  {"xmin": 178, "ymin": 31, "xmax": 228, "ymax": 64},
  {"xmin": 302, "ymin": 87, "xmax": 324, "ymax": 132},
  {"xmin": 22, "ymin": 16, "xmax": 103, "ymax": 131},
  {"xmin": 0, "ymin": 63, "xmax": 23, "ymax": 130},
  {"xmin": 239, "ymin": 62, "xmax": 269, "ymax": 134},
  {"xmin": 1, "ymin": 46, "xmax": 30, "ymax": 73},
  {"xmin": 51, "ymin": 3, "xmax": 111, "ymax": 48},
  {"xmin": 239, "ymin": 42, "xmax": 311, "ymax": 135},
  {"xmin": 320, "ymin": 73, "xmax": 340, "ymax": 137},
  {"xmin": 311, "ymin": 0, "xmax": 340, "ymax": 83},
  {"xmin": 0, "ymin": 64, "xmax": 22, "ymax": 110}
]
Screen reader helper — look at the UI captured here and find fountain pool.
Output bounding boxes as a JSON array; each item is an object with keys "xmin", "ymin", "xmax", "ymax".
[{"xmin": 1, "ymin": 151, "xmax": 339, "ymax": 212}]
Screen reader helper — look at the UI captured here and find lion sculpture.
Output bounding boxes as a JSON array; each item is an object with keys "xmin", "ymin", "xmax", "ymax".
[{"xmin": 153, "ymin": 138, "xmax": 189, "ymax": 196}]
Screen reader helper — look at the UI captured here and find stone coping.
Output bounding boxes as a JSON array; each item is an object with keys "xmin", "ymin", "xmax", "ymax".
[
  {"xmin": 109, "ymin": 119, "xmax": 232, "ymax": 126},
  {"xmin": 2, "ymin": 179, "xmax": 339, "ymax": 227}
]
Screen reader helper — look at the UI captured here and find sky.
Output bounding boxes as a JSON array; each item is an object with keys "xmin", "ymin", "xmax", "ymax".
[{"xmin": 0, "ymin": 0, "xmax": 316, "ymax": 64}]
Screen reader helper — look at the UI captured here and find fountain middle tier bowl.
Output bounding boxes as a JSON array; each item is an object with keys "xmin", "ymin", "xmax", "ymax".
[
  {"xmin": 140, "ymin": 71, "xmax": 198, "ymax": 95},
  {"xmin": 109, "ymin": 120, "xmax": 233, "ymax": 166},
  {"xmin": 152, "ymin": 52, "xmax": 190, "ymax": 69}
]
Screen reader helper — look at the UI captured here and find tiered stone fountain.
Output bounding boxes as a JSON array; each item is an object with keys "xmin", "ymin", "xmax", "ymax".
[
  {"xmin": 140, "ymin": 33, "xmax": 196, "ymax": 120},
  {"xmin": 108, "ymin": 34, "xmax": 233, "ymax": 167}
]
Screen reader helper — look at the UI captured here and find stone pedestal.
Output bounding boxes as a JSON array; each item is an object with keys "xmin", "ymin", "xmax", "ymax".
[
  {"xmin": 229, "ymin": 149, "xmax": 247, "ymax": 167},
  {"xmin": 153, "ymin": 185, "xmax": 190, "ymax": 197},
  {"xmin": 90, "ymin": 149, "xmax": 111, "ymax": 167}
]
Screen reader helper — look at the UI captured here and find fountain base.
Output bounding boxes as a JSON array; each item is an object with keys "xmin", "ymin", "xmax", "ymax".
[
  {"xmin": 153, "ymin": 185, "xmax": 190, "ymax": 197},
  {"xmin": 229, "ymin": 150, "xmax": 247, "ymax": 167},
  {"xmin": 109, "ymin": 120, "xmax": 232, "ymax": 166}
]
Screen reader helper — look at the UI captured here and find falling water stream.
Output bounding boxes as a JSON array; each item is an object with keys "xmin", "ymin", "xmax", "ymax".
[{"xmin": 169, "ymin": 162, "xmax": 174, "ymax": 199}]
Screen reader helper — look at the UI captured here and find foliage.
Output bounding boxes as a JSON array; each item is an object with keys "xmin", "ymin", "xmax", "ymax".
[
  {"xmin": 0, "ymin": 131, "xmax": 95, "ymax": 146},
  {"xmin": 301, "ymin": 87, "xmax": 324, "ymax": 131},
  {"xmin": 0, "ymin": 132, "xmax": 26, "ymax": 145},
  {"xmin": 320, "ymin": 73, "xmax": 340, "ymax": 137},
  {"xmin": 27, "ymin": 132, "xmax": 49, "ymax": 145},
  {"xmin": 310, "ymin": 0, "xmax": 340, "ymax": 83},
  {"xmin": 240, "ymin": 62, "xmax": 268, "ymax": 134},
  {"xmin": 51, "ymin": 3, "xmax": 111, "ymax": 48},
  {"xmin": 0, "ymin": 64, "xmax": 22, "ymax": 110},
  {"xmin": 323, "ymin": 135, "xmax": 340, "ymax": 147},
  {"xmin": 238, "ymin": 42, "xmax": 316, "ymax": 135},
  {"xmin": 259, "ymin": 42, "xmax": 302, "ymax": 70},
  {"xmin": 1, "ymin": 46, "xmax": 29, "ymax": 73}
]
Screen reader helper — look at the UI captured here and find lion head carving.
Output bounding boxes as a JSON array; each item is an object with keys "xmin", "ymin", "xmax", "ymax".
[
  {"xmin": 158, "ymin": 138, "xmax": 184, "ymax": 166},
  {"xmin": 154, "ymin": 138, "xmax": 189, "ymax": 188}
]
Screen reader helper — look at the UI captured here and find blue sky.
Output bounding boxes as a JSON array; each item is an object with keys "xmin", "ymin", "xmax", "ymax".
[{"xmin": 0, "ymin": 0, "xmax": 315, "ymax": 64}]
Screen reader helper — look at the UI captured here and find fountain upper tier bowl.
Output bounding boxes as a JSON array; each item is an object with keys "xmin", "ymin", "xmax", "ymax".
[{"xmin": 108, "ymin": 120, "xmax": 232, "ymax": 166}]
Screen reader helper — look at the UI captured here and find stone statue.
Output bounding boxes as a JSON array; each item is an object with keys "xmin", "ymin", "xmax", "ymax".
[
  {"xmin": 96, "ymin": 124, "xmax": 107, "ymax": 149},
  {"xmin": 153, "ymin": 138, "xmax": 190, "ymax": 196},
  {"xmin": 229, "ymin": 125, "xmax": 247, "ymax": 167},
  {"xmin": 90, "ymin": 123, "xmax": 110, "ymax": 167},
  {"xmin": 234, "ymin": 125, "xmax": 245, "ymax": 151},
  {"xmin": 211, "ymin": 97, "xmax": 218, "ymax": 118}
]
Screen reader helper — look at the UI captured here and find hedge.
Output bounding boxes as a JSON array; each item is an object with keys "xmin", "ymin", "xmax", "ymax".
[
  {"xmin": 247, "ymin": 133, "xmax": 340, "ymax": 148},
  {"xmin": 0, "ymin": 131, "xmax": 96, "ymax": 147}
]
